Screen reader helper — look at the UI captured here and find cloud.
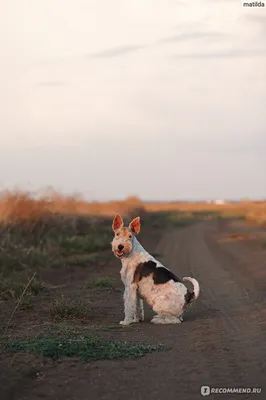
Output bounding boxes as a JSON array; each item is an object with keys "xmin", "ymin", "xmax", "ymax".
[
  {"xmin": 171, "ymin": 48, "xmax": 266, "ymax": 59},
  {"xmin": 38, "ymin": 81, "xmax": 64, "ymax": 87},
  {"xmin": 42, "ymin": 45, "xmax": 145, "ymax": 64},
  {"xmin": 159, "ymin": 31, "xmax": 229, "ymax": 44},
  {"xmin": 242, "ymin": 14, "xmax": 266, "ymax": 35},
  {"xmin": 87, "ymin": 45, "xmax": 145, "ymax": 59},
  {"xmin": 55, "ymin": 31, "xmax": 228, "ymax": 64},
  {"xmin": 243, "ymin": 14, "xmax": 266, "ymax": 24}
]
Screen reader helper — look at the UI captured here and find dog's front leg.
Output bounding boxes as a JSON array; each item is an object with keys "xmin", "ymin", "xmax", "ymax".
[
  {"xmin": 134, "ymin": 296, "xmax": 144, "ymax": 322},
  {"xmin": 120, "ymin": 284, "xmax": 137, "ymax": 326}
]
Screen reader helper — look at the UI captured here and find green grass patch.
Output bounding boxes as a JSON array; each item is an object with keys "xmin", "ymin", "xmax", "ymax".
[
  {"xmin": 50, "ymin": 295, "xmax": 89, "ymax": 320},
  {"xmin": 6, "ymin": 334, "xmax": 167, "ymax": 361},
  {"xmin": 0, "ymin": 216, "xmax": 112, "ymax": 285},
  {"xmin": 51, "ymin": 234, "xmax": 110, "ymax": 256},
  {"xmin": 87, "ymin": 277, "xmax": 115, "ymax": 288}
]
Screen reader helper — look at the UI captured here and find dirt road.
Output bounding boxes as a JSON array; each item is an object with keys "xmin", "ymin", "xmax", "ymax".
[{"xmin": 8, "ymin": 220, "xmax": 266, "ymax": 400}]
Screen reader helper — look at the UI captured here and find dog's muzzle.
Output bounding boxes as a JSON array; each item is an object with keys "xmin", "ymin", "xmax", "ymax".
[{"xmin": 115, "ymin": 250, "xmax": 124, "ymax": 258}]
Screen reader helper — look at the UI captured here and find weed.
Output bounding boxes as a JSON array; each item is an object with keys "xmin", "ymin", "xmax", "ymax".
[
  {"xmin": 6, "ymin": 334, "xmax": 167, "ymax": 361},
  {"xmin": 18, "ymin": 292, "xmax": 34, "ymax": 310},
  {"xmin": 3, "ymin": 273, "xmax": 37, "ymax": 336},
  {"xmin": 0, "ymin": 276, "xmax": 45, "ymax": 301},
  {"xmin": 50, "ymin": 295, "xmax": 89, "ymax": 320}
]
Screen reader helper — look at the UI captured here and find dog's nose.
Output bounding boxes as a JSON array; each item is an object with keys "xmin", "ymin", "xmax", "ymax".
[{"xmin": 118, "ymin": 244, "xmax": 124, "ymax": 251}]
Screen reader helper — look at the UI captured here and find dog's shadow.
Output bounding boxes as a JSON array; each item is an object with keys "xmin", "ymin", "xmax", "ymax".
[{"xmin": 183, "ymin": 305, "xmax": 221, "ymax": 322}]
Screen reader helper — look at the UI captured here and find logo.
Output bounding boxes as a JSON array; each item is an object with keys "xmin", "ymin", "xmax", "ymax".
[{"xmin": 201, "ymin": 386, "xmax": 210, "ymax": 396}]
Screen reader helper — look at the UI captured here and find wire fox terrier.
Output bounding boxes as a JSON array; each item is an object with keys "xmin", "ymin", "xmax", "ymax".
[{"xmin": 111, "ymin": 214, "xmax": 200, "ymax": 325}]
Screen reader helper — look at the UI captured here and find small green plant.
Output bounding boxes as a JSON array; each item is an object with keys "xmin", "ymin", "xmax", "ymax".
[
  {"xmin": 87, "ymin": 277, "xmax": 115, "ymax": 288},
  {"xmin": 6, "ymin": 334, "xmax": 167, "ymax": 361},
  {"xmin": 50, "ymin": 295, "xmax": 89, "ymax": 320},
  {"xmin": 0, "ymin": 276, "xmax": 45, "ymax": 301}
]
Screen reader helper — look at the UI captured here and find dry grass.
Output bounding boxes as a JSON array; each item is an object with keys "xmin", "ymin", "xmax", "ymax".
[
  {"xmin": 0, "ymin": 190, "xmax": 146, "ymax": 221},
  {"xmin": 0, "ymin": 190, "xmax": 265, "ymax": 225}
]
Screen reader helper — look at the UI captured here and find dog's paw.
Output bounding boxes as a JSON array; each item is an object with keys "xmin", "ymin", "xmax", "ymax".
[{"xmin": 119, "ymin": 320, "xmax": 132, "ymax": 326}]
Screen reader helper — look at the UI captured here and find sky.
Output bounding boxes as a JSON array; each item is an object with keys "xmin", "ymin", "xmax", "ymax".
[{"xmin": 1, "ymin": 0, "xmax": 266, "ymax": 201}]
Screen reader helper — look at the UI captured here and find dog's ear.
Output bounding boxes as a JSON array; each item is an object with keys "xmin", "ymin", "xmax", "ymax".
[
  {"xmin": 112, "ymin": 214, "xmax": 124, "ymax": 232},
  {"xmin": 129, "ymin": 217, "xmax": 141, "ymax": 235}
]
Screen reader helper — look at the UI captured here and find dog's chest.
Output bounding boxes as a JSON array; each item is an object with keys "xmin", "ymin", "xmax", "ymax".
[{"xmin": 120, "ymin": 263, "xmax": 136, "ymax": 286}]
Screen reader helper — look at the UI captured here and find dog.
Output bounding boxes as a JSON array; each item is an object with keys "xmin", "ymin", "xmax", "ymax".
[{"xmin": 111, "ymin": 214, "xmax": 200, "ymax": 325}]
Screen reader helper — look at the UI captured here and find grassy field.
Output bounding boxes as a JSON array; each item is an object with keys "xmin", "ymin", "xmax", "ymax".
[{"xmin": 0, "ymin": 190, "xmax": 265, "ymax": 366}]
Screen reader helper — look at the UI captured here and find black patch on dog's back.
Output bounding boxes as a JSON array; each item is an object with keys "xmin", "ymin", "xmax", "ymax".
[{"xmin": 133, "ymin": 260, "xmax": 182, "ymax": 285}]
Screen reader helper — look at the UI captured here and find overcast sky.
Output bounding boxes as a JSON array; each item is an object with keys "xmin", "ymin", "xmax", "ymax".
[{"xmin": 1, "ymin": 0, "xmax": 266, "ymax": 200}]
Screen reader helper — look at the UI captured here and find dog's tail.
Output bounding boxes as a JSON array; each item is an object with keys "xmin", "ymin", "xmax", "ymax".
[{"xmin": 182, "ymin": 277, "xmax": 200, "ymax": 301}]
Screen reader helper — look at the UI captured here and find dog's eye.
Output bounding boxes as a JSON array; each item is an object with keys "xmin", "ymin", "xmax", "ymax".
[
  {"xmin": 129, "ymin": 235, "xmax": 132, "ymax": 238},
  {"xmin": 116, "ymin": 233, "xmax": 119, "ymax": 236}
]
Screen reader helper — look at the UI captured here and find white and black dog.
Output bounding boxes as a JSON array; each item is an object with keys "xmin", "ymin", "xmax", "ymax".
[{"xmin": 111, "ymin": 214, "xmax": 200, "ymax": 325}]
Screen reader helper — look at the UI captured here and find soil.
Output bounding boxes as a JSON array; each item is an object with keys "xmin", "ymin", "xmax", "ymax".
[{"xmin": 1, "ymin": 217, "xmax": 266, "ymax": 400}]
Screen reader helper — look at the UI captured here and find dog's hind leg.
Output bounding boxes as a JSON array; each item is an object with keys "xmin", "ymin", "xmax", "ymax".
[
  {"xmin": 164, "ymin": 316, "xmax": 181, "ymax": 324},
  {"xmin": 151, "ymin": 315, "xmax": 181, "ymax": 324},
  {"xmin": 151, "ymin": 314, "xmax": 164, "ymax": 323},
  {"xmin": 151, "ymin": 314, "xmax": 166, "ymax": 324}
]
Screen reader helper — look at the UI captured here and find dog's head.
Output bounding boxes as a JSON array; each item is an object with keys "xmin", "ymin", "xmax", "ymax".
[{"xmin": 111, "ymin": 214, "xmax": 141, "ymax": 259}]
